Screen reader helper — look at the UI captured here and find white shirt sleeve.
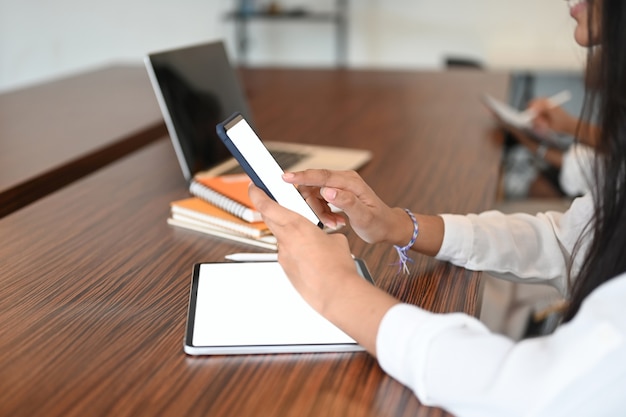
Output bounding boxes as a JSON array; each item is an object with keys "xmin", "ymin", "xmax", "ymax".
[
  {"xmin": 435, "ymin": 193, "xmax": 594, "ymax": 294},
  {"xmin": 376, "ymin": 275, "xmax": 626, "ymax": 417},
  {"xmin": 559, "ymin": 144, "xmax": 595, "ymax": 197}
]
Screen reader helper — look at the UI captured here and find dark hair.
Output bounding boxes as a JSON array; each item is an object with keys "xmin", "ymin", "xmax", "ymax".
[{"xmin": 564, "ymin": 0, "xmax": 626, "ymax": 321}]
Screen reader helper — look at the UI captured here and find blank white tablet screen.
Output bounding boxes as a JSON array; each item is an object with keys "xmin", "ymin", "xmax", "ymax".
[{"xmin": 192, "ymin": 262, "xmax": 355, "ymax": 347}]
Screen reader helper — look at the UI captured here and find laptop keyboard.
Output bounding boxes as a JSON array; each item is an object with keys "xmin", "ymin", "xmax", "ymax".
[{"xmin": 221, "ymin": 150, "xmax": 308, "ymax": 175}]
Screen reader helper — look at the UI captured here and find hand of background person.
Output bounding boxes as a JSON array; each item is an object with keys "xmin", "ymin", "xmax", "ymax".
[{"xmin": 527, "ymin": 98, "xmax": 578, "ymax": 137}]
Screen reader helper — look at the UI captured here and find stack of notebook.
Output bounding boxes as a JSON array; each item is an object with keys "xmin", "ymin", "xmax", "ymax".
[{"xmin": 168, "ymin": 174, "xmax": 277, "ymax": 250}]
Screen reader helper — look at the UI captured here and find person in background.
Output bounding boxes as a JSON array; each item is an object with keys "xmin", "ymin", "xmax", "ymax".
[
  {"xmin": 503, "ymin": 50, "xmax": 602, "ymax": 199},
  {"xmin": 249, "ymin": 0, "xmax": 626, "ymax": 415},
  {"xmin": 504, "ymin": 114, "xmax": 596, "ymax": 198}
]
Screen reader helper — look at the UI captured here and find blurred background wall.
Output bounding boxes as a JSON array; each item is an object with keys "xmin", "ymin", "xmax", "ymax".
[{"xmin": 0, "ymin": 0, "xmax": 585, "ymax": 93}]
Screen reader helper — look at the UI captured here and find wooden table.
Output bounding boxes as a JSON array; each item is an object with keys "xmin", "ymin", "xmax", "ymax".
[
  {"xmin": 0, "ymin": 69, "xmax": 508, "ymax": 417},
  {"xmin": 0, "ymin": 65, "xmax": 167, "ymax": 218}
]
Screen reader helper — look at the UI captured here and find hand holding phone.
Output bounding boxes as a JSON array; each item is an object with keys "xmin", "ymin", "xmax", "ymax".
[{"xmin": 216, "ymin": 113, "xmax": 323, "ymax": 228}]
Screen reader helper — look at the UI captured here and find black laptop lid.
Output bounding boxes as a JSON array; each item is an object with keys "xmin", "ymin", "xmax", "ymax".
[{"xmin": 146, "ymin": 41, "xmax": 253, "ymax": 180}]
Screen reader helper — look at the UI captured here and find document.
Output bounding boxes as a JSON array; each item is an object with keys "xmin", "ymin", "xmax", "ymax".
[{"xmin": 482, "ymin": 92, "xmax": 573, "ymax": 148}]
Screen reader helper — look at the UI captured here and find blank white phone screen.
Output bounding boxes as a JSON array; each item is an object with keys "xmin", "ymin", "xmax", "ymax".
[{"xmin": 226, "ymin": 118, "xmax": 320, "ymax": 225}]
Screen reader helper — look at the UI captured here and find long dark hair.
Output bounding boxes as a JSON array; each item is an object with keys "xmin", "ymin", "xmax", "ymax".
[{"xmin": 564, "ymin": 0, "xmax": 626, "ymax": 321}]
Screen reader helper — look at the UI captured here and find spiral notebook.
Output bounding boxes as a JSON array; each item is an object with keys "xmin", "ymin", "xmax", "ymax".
[
  {"xmin": 170, "ymin": 197, "xmax": 269, "ymax": 237},
  {"xmin": 189, "ymin": 174, "xmax": 261, "ymax": 223}
]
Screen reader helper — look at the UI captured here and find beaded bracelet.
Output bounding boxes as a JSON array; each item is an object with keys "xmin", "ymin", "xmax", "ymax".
[
  {"xmin": 536, "ymin": 143, "xmax": 548, "ymax": 159},
  {"xmin": 393, "ymin": 209, "xmax": 419, "ymax": 274}
]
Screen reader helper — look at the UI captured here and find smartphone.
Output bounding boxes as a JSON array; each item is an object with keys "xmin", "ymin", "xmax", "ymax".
[{"xmin": 216, "ymin": 112, "xmax": 323, "ymax": 228}]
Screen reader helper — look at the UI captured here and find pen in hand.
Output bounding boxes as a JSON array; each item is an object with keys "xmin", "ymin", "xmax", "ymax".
[{"xmin": 519, "ymin": 89, "xmax": 572, "ymax": 124}]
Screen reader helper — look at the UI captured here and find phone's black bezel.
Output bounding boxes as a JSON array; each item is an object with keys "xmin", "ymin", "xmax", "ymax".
[{"xmin": 216, "ymin": 112, "xmax": 323, "ymax": 229}]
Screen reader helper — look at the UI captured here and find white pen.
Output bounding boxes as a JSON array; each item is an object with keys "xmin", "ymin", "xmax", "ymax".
[
  {"xmin": 225, "ymin": 252, "xmax": 278, "ymax": 262},
  {"xmin": 225, "ymin": 252, "xmax": 356, "ymax": 262},
  {"xmin": 519, "ymin": 89, "xmax": 572, "ymax": 122}
]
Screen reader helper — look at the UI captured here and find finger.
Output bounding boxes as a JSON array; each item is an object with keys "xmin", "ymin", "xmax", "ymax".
[
  {"xmin": 283, "ymin": 170, "xmax": 370, "ymax": 196},
  {"xmin": 320, "ymin": 185, "xmax": 373, "ymax": 217},
  {"xmin": 249, "ymin": 183, "xmax": 340, "ymax": 233},
  {"xmin": 527, "ymin": 98, "xmax": 551, "ymax": 112},
  {"xmin": 286, "ymin": 172, "xmax": 360, "ymax": 228},
  {"xmin": 248, "ymin": 184, "xmax": 290, "ymax": 227},
  {"xmin": 533, "ymin": 118, "xmax": 551, "ymax": 132},
  {"xmin": 302, "ymin": 171, "xmax": 379, "ymax": 215},
  {"xmin": 296, "ymin": 184, "xmax": 321, "ymax": 200},
  {"xmin": 292, "ymin": 183, "xmax": 346, "ymax": 226},
  {"xmin": 306, "ymin": 193, "xmax": 338, "ymax": 229}
]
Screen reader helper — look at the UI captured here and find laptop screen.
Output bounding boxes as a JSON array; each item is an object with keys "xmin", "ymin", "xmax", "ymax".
[{"xmin": 145, "ymin": 41, "xmax": 253, "ymax": 180}]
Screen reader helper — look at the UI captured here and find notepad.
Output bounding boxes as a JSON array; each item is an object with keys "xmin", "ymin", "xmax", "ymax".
[
  {"xmin": 483, "ymin": 94, "xmax": 535, "ymax": 129},
  {"xmin": 184, "ymin": 260, "xmax": 373, "ymax": 355},
  {"xmin": 482, "ymin": 94, "xmax": 572, "ymax": 148}
]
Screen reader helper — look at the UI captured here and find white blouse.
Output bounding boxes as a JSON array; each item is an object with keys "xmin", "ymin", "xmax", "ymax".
[
  {"xmin": 560, "ymin": 143, "xmax": 595, "ymax": 197},
  {"xmin": 376, "ymin": 194, "xmax": 626, "ymax": 417}
]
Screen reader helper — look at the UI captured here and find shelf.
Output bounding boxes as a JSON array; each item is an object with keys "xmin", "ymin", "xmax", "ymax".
[
  {"xmin": 225, "ymin": 1, "xmax": 348, "ymax": 67},
  {"xmin": 226, "ymin": 11, "xmax": 341, "ymax": 21}
]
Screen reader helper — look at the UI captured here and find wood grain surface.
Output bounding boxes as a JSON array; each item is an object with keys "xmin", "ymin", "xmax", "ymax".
[
  {"xmin": 0, "ymin": 68, "xmax": 508, "ymax": 417},
  {"xmin": 0, "ymin": 65, "xmax": 166, "ymax": 218}
]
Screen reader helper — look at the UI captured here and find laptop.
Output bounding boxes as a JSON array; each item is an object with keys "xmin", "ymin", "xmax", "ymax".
[{"xmin": 144, "ymin": 40, "xmax": 372, "ymax": 181}]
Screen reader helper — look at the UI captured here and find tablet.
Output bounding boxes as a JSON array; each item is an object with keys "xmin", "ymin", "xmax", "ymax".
[
  {"xmin": 216, "ymin": 112, "xmax": 323, "ymax": 228},
  {"xmin": 184, "ymin": 259, "xmax": 373, "ymax": 355}
]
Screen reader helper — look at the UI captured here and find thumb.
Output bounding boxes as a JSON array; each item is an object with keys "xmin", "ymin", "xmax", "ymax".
[{"xmin": 321, "ymin": 186, "xmax": 360, "ymax": 214}]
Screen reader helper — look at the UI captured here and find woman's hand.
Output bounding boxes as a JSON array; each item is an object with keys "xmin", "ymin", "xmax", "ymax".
[
  {"xmin": 248, "ymin": 183, "xmax": 399, "ymax": 354},
  {"xmin": 249, "ymin": 182, "xmax": 361, "ymax": 313},
  {"xmin": 282, "ymin": 170, "xmax": 414, "ymax": 247}
]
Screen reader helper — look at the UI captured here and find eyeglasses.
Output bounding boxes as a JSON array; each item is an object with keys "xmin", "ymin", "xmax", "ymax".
[{"xmin": 564, "ymin": 0, "xmax": 585, "ymax": 6}]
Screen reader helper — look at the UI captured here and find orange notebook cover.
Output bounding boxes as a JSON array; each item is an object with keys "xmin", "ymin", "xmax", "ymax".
[
  {"xmin": 190, "ymin": 174, "xmax": 262, "ymax": 223},
  {"xmin": 170, "ymin": 197, "xmax": 269, "ymax": 238},
  {"xmin": 195, "ymin": 174, "xmax": 254, "ymax": 206}
]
